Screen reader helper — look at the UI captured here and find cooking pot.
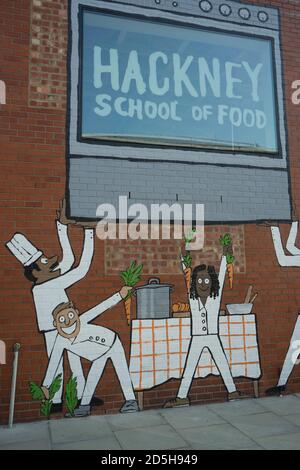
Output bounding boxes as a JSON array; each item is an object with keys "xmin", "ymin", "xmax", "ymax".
[{"xmin": 135, "ymin": 278, "xmax": 173, "ymax": 320}]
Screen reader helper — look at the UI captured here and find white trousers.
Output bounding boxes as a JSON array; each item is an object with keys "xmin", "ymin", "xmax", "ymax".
[
  {"xmin": 178, "ymin": 334, "xmax": 236, "ymax": 398},
  {"xmin": 45, "ymin": 330, "xmax": 85, "ymax": 403},
  {"xmin": 278, "ymin": 314, "xmax": 300, "ymax": 387},
  {"xmin": 81, "ymin": 335, "xmax": 136, "ymax": 406}
]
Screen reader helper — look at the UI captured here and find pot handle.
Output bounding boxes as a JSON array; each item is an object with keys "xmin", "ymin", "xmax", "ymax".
[{"xmin": 148, "ymin": 277, "xmax": 160, "ymax": 285}]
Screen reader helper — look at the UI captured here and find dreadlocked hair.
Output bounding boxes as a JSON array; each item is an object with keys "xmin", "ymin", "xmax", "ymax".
[{"xmin": 190, "ymin": 264, "xmax": 220, "ymax": 300}]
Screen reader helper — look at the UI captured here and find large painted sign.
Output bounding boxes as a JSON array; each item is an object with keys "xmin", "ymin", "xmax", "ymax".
[
  {"xmin": 68, "ymin": 0, "xmax": 291, "ymax": 223},
  {"xmin": 81, "ymin": 10, "xmax": 278, "ymax": 153}
]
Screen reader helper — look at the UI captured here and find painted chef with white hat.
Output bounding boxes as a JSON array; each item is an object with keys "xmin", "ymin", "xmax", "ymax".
[{"xmin": 5, "ymin": 200, "xmax": 95, "ymax": 413}]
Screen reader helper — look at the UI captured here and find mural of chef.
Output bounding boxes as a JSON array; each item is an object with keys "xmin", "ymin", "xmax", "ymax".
[
  {"xmin": 5, "ymin": 200, "xmax": 97, "ymax": 413},
  {"xmin": 41, "ymin": 287, "xmax": 139, "ymax": 417},
  {"xmin": 164, "ymin": 243, "xmax": 248, "ymax": 408},
  {"xmin": 266, "ymin": 221, "xmax": 300, "ymax": 395}
]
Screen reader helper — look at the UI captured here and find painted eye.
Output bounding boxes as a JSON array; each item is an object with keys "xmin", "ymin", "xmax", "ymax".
[
  {"xmin": 59, "ymin": 316, "xmax": 65, "ymax": 323},
  {"xmin": 68, "ymin": 311, "xmax": 74, "ymax": 320},
  {"xmin": 40, "ymin": 258, "xmax": 48, "ymax": 265},
  {"xmin": 198, "ymin": 278, "xmax": 203, "ymax": 284},
  {"xmin": 204, "ymin": 278, "xmax": 210, "ymax": 285}
]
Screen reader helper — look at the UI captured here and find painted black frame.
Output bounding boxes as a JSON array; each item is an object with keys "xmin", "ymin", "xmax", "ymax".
[{"xmin": 77, "ymin": 4, "xmax": 283, "ymax": 160}]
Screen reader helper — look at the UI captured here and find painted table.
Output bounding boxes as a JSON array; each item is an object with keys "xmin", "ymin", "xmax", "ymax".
[{"xmin": 129, "ymin": 315, "xmax": 261, "ymax": 409}]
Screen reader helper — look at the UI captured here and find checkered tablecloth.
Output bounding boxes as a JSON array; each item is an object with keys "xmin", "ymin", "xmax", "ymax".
[{"xmin": 129, "ymin": 315, "xmax": 261, "ymax": 391}]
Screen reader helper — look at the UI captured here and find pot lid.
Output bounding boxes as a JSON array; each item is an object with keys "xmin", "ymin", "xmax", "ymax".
[{"xmin": 134, "ymin": 277, "xmax": 173, "ymax": 290}]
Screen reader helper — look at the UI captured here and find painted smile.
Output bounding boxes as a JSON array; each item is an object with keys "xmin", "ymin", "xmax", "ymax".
[
  {"xmin": 61, "ymin": 322, "xmax": 77, "ymax": 335},
  {"xmin": 50, "ymin": 261, "xmax": 59, "ymax": 272}
]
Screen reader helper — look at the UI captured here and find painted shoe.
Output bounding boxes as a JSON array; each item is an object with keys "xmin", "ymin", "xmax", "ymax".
[
  {"xmin": 266, "ymin": 385, "xmax": 286, "ymax": 396},
  {"xmin": 78, "ymin": 396, "xmax": 104, "ymax": 407},
  {"xmin": 65, "ymin": 404, "xmax": 91, "ymax": 418},
  {"xmin": 228, "ymin": 391, "xmax": 252, "ymax": 401},
  {"xmin": 163, "ymin": 397, "xmax": 190, "ymax": 408},
  {"xmin": 120, "ymin": 400, "xmax": 139, "ymax": 413},
  {"xmin": 50, "ymin": 403, "xmax": 63, "ymax": 414}
]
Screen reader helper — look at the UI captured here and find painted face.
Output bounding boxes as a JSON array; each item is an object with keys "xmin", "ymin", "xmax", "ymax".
[
  {"xmin": 33, "ymin": 255, "xmax": 61, "ymax": 283},
  {"xmin": 53, "ymin": 307, "xmax": 81, "ymax": 339},
  {"xmin": 196, "ymin": 271, "xmax": 212, "ymax": 297}
]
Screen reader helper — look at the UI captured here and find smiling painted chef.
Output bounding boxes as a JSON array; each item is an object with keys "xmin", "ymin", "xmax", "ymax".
[
  {"xmin": 41, "ymin": 286, "xmax": 139, "ymax": 417},
  {"xmin": 164, "ymin": 243, "xmax": 249, "ymax": 408}
]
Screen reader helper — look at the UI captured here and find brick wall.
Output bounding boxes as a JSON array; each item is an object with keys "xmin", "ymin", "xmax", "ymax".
[{"xmin": 1, "ymin": 0, "xmax": 300, "ymax": 424}]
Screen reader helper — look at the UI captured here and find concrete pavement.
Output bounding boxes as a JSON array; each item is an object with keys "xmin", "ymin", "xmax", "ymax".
[{"xmin": 1, "ymin": 394, "xmax": 300, "ymax": 450}]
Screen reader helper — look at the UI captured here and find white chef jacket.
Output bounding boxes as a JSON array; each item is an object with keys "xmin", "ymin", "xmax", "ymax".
[
  {"xmin": 183, "ymin": 256, "xmax": 227, "ymax": 336},
  {"xmin": 32, "ymin": 222, "xmax": 94, "ymax": 332},
  {"xmin": 43, "ymin": 292, "xmax": 122, "ymax": 388}
]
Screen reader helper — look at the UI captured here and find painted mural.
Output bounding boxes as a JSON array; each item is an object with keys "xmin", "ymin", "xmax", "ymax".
[
  {"xmin": 5, "ymin": 204, "xmax": 263, "ymax": 418},
  {"xmin": 4, "ymin": 0, "xmax": 300, "ymax": 425},
  {"xmin": 6, "ymin": 201, "xmax": 139, "ymax": 417},
  {"xmin": 129, "ymin": 233, "xmax": 261, "ymax": 409},
  {"xmin": 266, "ymin": 222, "xmax": 300, "ymax": 396}
]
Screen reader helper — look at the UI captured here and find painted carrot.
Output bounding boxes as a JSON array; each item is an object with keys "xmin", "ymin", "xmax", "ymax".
[
  {"xmin": 182, "ymin": 252, "xmax": 192, "ymax": 292},
  {"xmin": 120, "ymin": 261, "xmax": 143, "ymax": 325},
  {"xmin": 226, "ymin": 253, "xmax": 235, "ymax": 290},
  {"xmin": 219, "ymin": 234, "xmax": 235, "ymax": 289},
  {"xmin": 124, "ymin": 296, "xmax": 132, "ymax": 326},
  {"xmin": 184, "ymin": 268, "xmax": 192, "ymax": 292}
]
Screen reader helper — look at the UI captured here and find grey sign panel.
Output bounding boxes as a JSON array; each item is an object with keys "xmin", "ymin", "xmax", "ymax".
[{"xmin": 67, "ymin": 0, "xmax": 291, "ymax": 222}]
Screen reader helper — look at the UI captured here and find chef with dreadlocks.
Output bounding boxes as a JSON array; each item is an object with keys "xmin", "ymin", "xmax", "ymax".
[{"xmin": 164, "ymin": 245, "xmax": 248, "ymax": 408}]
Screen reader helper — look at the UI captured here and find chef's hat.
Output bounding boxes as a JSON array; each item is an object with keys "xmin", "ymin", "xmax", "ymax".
[{"xmin": 6, "ymin": 233, "xmax": 43, "ymax": 267}]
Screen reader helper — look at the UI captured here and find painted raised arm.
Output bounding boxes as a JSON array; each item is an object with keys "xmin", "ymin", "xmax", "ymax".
[
  {"xmin": 271, "ymin": 225, "xmax": 300, "ymax": 267},
  {"xmin": 55, "ymin": 221, "xmax": 75, "ymax": 274},
  {"xmin": 286, "ymin": 222, "xmax": 300, "ymax": 256},
  {"xmin": 218, "ymin": 255, "xmax": 227, "ymax": 292},
  {"xmin": 57, "ymin": 229, "xmax": 94, "ymax": 288}
]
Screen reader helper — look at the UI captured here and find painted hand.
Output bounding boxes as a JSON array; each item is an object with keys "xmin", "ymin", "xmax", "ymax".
[
  {"xmin": 120, "ymin": 286, "xmax": 133, "ymax": 299},
  {"xmin": 41, "ymin": 386, "xmax": 50, "ymax": 400},
  {"xmin": 56, "ymin": 198, "xmax": 76, "ymax": 226},
  {"xmin": 223, "ymin": 244, "xmax": 233, "ymax": 256}
]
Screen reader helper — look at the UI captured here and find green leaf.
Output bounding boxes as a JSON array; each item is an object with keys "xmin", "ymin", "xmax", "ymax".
[
  {"xmin": 40, "ymin": 400, "xmax": 52, "ymax": 418},
  {"xmin": 65, "ymin": 376, "xmax": 78, "ymax": 416},
  {"xmin": 49, "ymin": 374, "xmax": 62, "ymax": 400},
  {"xmin": 183, "ymin": 253, "xmax": 192, "ymax": 268},
  {"xmin": 220, "ymin": 233, "xmax": 232, "ymax": 247},
  {"xmin": 29, "ymin": 382, "xmax": 45, "ymax": 401},
  {"xmin": 226, "ymin": 254, "xmax": 235, "ymax": 264},
  {"xmin": 120, "ymin": 261, "xmax": 143, "ymax": 287}
]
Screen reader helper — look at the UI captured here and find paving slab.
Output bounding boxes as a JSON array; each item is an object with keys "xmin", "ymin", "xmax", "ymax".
[
  {"xmin": 52, "ymin": 435, "xmax": 122, "ymax": 450},
  {"xmin": 255, "ymin": 432, "xmax": 300, "ymax": 450},
  {"xmin": 257, "ymin": 395, "xmax": 300, "ymax": 416},
  {"xmin": 108, "ymin": 409, "xmax": 166, "ymax": 431},
  {"xmin": 115, "ymin": 424, "xmax": 187, "ymax": 450},
  {"xmin": 161, "ymin": 405, "xmax": 225, "ymax": 429},
  {"xmin": 282, "ymin": 413, "xmax": 300, "ymax": 427},
  {"xmin": 49, "ymin": 415, "xmax": 113, "ymax": 444},
  {"xmin": 228, "ymin": 412, "xmax": 300, "ymax": 439},
  {"xmin": 0, "ymin": 438, "xmax": 51, "ymax": 450},
  {"xmin": 177, "ymin": 423, "xmax": 256, "ymax": 450},
  {"xmin": 0, "ymin": 421, "xmax": 49, "ymax": 446},
  {"xmin": 207, "ymin": 398, "xmax": 266, "ymax": 419}
]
